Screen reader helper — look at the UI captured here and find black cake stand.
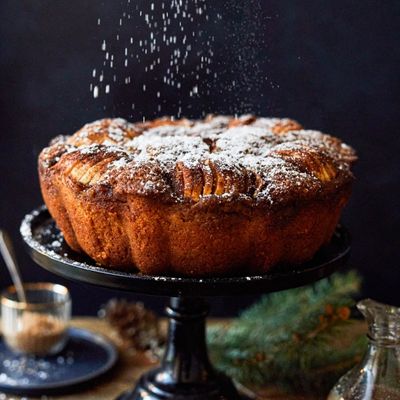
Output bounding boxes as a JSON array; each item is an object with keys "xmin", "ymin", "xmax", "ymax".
[{"xmin": 21, "ymin": 206, "xmax": 351, "ymax": 400}]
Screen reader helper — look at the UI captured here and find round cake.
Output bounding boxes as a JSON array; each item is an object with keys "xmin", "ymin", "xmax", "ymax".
[{"xmin": 38, "ymin": 115, "xmax": 356, "ymax": 277}]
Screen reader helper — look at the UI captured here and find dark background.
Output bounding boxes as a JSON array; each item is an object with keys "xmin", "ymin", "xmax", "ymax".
[{"xmin": 0, "ymin": 1, "xmax": 399, "ymax": 315}]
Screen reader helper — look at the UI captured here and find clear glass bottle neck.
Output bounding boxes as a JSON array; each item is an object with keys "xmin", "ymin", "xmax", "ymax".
[
  {"xmin": 368, "ymin": 336, "xmax": 400, "ymax": 348},
  {"xmin": 358, "ymin": 299, "xmax": 400, "ymax": 346}
]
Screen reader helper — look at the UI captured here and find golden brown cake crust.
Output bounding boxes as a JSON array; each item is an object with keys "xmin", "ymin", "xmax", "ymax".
[{"xmin": 39, "ymin": 115, "xmax": 356, "ymax": 276}]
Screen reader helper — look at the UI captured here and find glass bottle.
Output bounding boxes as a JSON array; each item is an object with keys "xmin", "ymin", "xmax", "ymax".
[{"xmin": 328, "ymin": 298, "xmax": 400, "ymax": 400}]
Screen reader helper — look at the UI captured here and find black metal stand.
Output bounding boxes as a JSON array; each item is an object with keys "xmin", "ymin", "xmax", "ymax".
[
  {"xmin": 118, "ymin": 297, "xmax": 246, "ymax": 400},
  {"xmin": 21, "ymin": 206, "xmax": 351, "ymax": 400}
]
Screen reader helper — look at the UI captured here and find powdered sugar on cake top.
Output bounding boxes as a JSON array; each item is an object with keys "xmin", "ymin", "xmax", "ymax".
[{"xmin": 40, "ymin": 115, "xmax": 357, "ymax": 205}]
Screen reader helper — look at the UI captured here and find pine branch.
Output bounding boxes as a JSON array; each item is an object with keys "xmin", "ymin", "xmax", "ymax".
[{"xmin": 208, "ymin": 271, "xmax": 367, "ymax": 394}]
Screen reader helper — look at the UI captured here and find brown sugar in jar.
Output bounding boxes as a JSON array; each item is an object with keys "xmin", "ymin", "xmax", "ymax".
[
  {"xmin": 3, "ymin": 312, "xmax": 67, "ymax": 356},
  {"xmin": 1, "ymin": 283, "xmax": 71, "ymax": 357}
]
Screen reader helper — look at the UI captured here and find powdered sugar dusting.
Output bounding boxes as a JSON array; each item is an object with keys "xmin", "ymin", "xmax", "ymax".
[
  {"xmin": 40, "ymin": 115, "xmax": 356, "ymax": 205},
  {"xmin": 126, "ymin": 133, "xmax": 209, "ymax": 168}
]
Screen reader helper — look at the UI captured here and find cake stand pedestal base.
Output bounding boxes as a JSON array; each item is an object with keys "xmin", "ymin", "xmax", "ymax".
[{"xmin": 116, "ymin": 297, "xmax": 250, "ymax": 400}]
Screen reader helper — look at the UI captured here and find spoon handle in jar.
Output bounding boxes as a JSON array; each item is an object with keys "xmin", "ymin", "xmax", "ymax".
[{"xmin": 0, "ymin": 230, "xmax": 27, "ymax": 303}]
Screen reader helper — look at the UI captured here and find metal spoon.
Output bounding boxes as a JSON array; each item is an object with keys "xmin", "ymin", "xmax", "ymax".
[{"xmin": 0, "ymin": 229, "xmax": 27, "ymax": 303}]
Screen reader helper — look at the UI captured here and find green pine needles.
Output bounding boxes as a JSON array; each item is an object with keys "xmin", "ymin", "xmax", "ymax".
[{"xmin": 208, "ymin": 271, "xmax": 367, "ymax": 394}]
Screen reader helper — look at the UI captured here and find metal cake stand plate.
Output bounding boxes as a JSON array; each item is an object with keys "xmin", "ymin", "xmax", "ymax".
[{"xmin": 21, "ymin": 206, "xmax": 351, "ymax": 400}]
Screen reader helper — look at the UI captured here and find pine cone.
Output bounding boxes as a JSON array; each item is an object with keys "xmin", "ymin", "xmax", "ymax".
[{"xmin": 99, "ymin": 299, "xmax": 163, "ymax": 352}]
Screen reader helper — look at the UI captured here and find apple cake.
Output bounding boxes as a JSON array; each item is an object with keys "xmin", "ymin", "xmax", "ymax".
[{"xmin": 38, "ymin": 115, "xmax": 356, "ymax": 276}]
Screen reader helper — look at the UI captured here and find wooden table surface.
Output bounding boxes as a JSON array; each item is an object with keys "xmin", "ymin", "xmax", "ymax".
[{"xmin": 2, "ymin": 317, "xmax": 326, "ymax": 400}]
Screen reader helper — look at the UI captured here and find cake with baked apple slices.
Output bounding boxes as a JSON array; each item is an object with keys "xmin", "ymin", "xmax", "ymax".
[{"xmin": 38, "ymin": 115, "xmax": 356, "ymax": 276}]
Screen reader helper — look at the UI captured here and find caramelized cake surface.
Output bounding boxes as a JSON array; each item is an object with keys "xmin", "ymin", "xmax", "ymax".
[{"xmin": 39, "ymin": 115, "xmax": 356, "ymax": 276}]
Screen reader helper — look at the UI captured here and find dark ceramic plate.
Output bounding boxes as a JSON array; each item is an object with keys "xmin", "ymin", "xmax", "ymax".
[
  {"xmin": 0, "ymin": 327, "xmax": 117, "ymax": 396},
  {"xmin": 21, "ymin": 206, "xmax": 351, "ymax": 297}
]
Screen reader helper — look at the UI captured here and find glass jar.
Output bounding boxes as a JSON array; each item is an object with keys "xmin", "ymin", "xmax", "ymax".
[
  {"xmin": 1, "ymin": 282, "xmax": 71, "ymax": 356},
  {"xmin": 328, "ymin": 298, "xmax": 400, "ymax": 400}
]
